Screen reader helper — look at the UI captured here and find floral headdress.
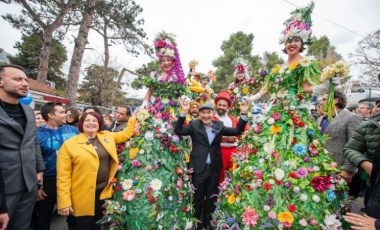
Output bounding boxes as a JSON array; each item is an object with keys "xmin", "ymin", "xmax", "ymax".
[
  {"xmin": 152, "ymin": 31, "xmax": 186, "ymax": 84},
  {"xmin": 233, "ymin": 57, "xmax": 250, "ymax": 80},
  {"xmin": 279, "ymin": 1, "xmax": 314, "ymax": 44}
]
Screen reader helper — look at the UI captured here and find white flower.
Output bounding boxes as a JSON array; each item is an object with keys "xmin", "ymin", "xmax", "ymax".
[
  {"xmin": 139, "ymin": 149, "xmax": 145, "ymax": 154},
  {"xmin": 263, "ymin": 142, "xmax": 275, "ymax": 154},
  {"xmin": 299, "ymin": 219, "xmax": 308, "ymax": 227},
  {"xmin": 159, "ymin": 127, "xmax": 167, "ymax": 133},
  {"xmin": 144, "ymin": 131, "xmax": 154, "ymax": 141},
  {"xmin": 283, "ymin": 161, "xmax": 290, "ymax": 167},
  {"xmin": 312, "ymin": 195, "xmax": 320, "ymax": 202},
  {"xmin": 267, "ymin": 117, "xmax": 275, "ymax": 124},
  {"xmin": 164, "ymin": 48, "xmax": 175, "ymax": 57},
  {"xmin": 279, "ymin": 65, "xmax": 287, "ymax": 74},
  {"xmin": 322, "ymin": 214, "xmax": 342, "ymax": 230},
  {"xmin": 300, "ymin": 57, "xmax": 312, "ymax": 67},
  {"xmin": 121, "ymin": 179, "xmax": 133, "ymax": 190},
  {"xmin": 150, "ymin": 179, "xmax": 163, "ymax": 191},
  {"xmin": 293, "ymin": 187, "xmax": 300, "ymax": 193},
  {"xmin": 162, "ymin": 98, "xmax": 169, "ymax": 104},
  {"xmin": 263, "ymin": 205, "xmax": 271, "ymax": 211},
  {"xmin": 185, "ymin": 221, "xmax": 193, "ymax": 230},
  {"xmin": 300, "ymin": 194, "xmax": 308, "ymax": 201},
  {"xmin": 269, "ymin": 179, "xmax": 275, "ymax": 184},
  {"xmin": 233, "ymin": 88, "xmax": 239, "ymax": 93},
  {"xmin": 259, "ymin": 158, "xmax": 265, "ymax": 164},
  {"xmin": 274, "ymin": 168, "xmax": 285, "ymax": 181},
  {"xmin": 313, "ymin": 166, "xmax": 320, "ymax": 171}
]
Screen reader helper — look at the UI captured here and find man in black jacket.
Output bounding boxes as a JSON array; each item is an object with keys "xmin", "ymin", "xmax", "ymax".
[
  {"xmin": 175, "ymin": 99, "xmax": 249, "ymax": 229},
  {"xmin": 0, "ymin": 168, "xmax": 9, "ymax": 230}
]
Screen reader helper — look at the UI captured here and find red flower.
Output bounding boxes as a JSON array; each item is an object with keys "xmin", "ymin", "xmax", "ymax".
[
  {"xmin": 275, "ymin": 180, "xmax": 282, "ymax": 185},
  {"xmin": 116, "ymin": 184, "xmax": 122, "ymax": 191},
  {"xmin": 311, "ymin": 176, "xmax": 332, "ymax": 192},
  {"xmin": 296, "ymin": 94, "xmax": 304, "ymax": 100},
  {"xmin": 148, "ymin": 196, "xmax": 156, "ymax": 204},
  {"xmin": 182, "ymin": 206, "xmax": 188, "ymax": 212},
  {"xmin": 246, "ymin": 185, "xmax": 252, "ymax": 191},
  {"xmin": 251, "ymin": 148, "xmax": 258, "ymax": 154},
  {"xmin": 298, "ymin": 121, "xmax": 305, "ymax": 127},
  {"xmin": 111, "ymin": 177, "xmax": 118, "ymax": 183},
  {"xmin": 169, "ymin": 145, "xmax": 177, "ymax": 153},
  {"xmin": 155, "ymin": 40, "xmax": 166, "ymax": 48},
  {"xmin": 289, "ymin": 172, "xmax": 298, "ymax": 179},
  {"xmin": 291, "ymin": 138, "xmax": 297, "ymax": 145},
  {"xmin": 288, "ymin": 204, "xmax": 297, "ymax": 212},
  {"xmin": 264, "ymin": 182, "xmax": 272, "ymax": 191}
]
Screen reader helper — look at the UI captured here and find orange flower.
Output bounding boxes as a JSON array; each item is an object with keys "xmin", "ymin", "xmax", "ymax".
[
  {"xmin": 270, "ymin": 125, "xmax": 282, "ymax": 134},
  {"xmin": 277, "ymin": 211, "xmax": 294, "ymax": 223},
  {"xmin": 288, "ymin": 61, "xmax": 299, "ymax": 70},
  {"xmin": 129, "ymin": 148, "xmax": 139, "ymax": 160},
  {"xmin": 228, "ymin": 194, "xmax": 236, "ymax": 204}
]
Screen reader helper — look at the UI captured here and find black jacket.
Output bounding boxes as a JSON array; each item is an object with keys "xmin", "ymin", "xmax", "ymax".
[{"xmin": 174, "ymin": 116, "xmax": 247, "ymax": 173}]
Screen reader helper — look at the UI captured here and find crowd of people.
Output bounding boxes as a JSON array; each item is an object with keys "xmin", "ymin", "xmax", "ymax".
[{"xmin": 0, "ymin": 2, "xmax": 379, "ymax": 230}]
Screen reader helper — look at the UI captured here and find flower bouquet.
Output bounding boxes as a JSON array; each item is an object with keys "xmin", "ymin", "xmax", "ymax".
[{"xmin": 320, "ymin": 60, "xmax": 350, "ymax": 121}]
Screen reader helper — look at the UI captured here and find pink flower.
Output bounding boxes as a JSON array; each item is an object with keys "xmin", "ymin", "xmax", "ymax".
[
  {"xmin": 122, "ymin": 190, "xmax": 136, "ymax": 201},
  {"xmin": 296, "ymin": 168, "xmax": 308, "ymax": 178},
  {"xmin": 254, "ymin": 125, "xmax": 262, "ymax": 134},
  {"xmin": 268, "ymin": 211, "xmax": 276, "ymax": 219},
  {"xmin": 311, "ymin": 176, "xmax": 332, "ymax": 192},
  {"xmin": 272, "ymin": 112, "xmax": 281, "ymax": 121},
  {"xmin": 242, "ymin": 207, "xmax": 259, "ymax": 227},
  {"xmin": 254, "ymin": 170, "xmax": 263, "ymax": 179},
  {"xmin": 154, "ymin": 40, "xmax": 166, "ymax": 48}
]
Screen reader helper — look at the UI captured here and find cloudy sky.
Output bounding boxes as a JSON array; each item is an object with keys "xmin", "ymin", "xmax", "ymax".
[{"xmin": 0, "ymin": 0, "xmax": 379, "ymax": 97}]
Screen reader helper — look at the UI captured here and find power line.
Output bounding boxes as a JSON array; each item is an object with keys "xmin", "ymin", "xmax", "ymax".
[{"xmin": 282, "ymin": 0, "xmax": 366, "ymax": 38}]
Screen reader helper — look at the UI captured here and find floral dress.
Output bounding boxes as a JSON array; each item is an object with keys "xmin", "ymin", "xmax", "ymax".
[
  {"xmin": 213, "ymin": 58, "xmax": 348, "ymax": 229},
  {"xmin": 103, "ymin": 72, "xmax": 195, "ymax": 230},
  {"xmin": 227, "ymin": 70, "xmax": 267, "ymax": 117}
]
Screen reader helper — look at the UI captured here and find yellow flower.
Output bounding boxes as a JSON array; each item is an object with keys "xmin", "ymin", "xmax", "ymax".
[
  {"xmin": 277, "ymin": 211, "xmax": 294, "ymax": 223},
  {"xmin": 232, "ymin": 162, "xmax": 238, "ymax": 171},
  {"xmin": 241, "ymin": 87, "xmax": 249, "ymax": 94},
  {"xmin": 129, "ymin": 148, "xmax": 139, "ymax": 160},
  {"xmin": 227, "ymin": 194, "xmax": 236, "ymax": 204},
  {"xmin": 184, "ymin": 153, "xmax": 190, "ymax": 163},
  {"xmin": 288, "ymin": 61, "xmax": 299, "ymax": 70},
  {"xmin": 271, "ymin": 65, "xmax": 281, "ymax": 74},
  {"xmin": 269, "ymin": 125, "xmax": 282, "ymax": 134}
]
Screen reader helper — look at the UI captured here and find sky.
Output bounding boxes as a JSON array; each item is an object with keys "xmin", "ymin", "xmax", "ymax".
[{"xmin": 0, "ymin": 0, "xmax": 379, "ymax": 98}]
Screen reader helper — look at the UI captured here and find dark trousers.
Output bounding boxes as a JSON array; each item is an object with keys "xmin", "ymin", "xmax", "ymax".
[
  {"xmin": 33, "ymin": 178, "xmax": 57, "ymax": 230},
  {"xmin": 6, "ymin": 185, "xmax": 38, "ymax": 230},
  {"xmin": 67, "ymin": 189, "xmax": 104, "ymax": 230},
  {"xmin": 192, "ymin": 165, "xmax": 220, "ymax": 229}
]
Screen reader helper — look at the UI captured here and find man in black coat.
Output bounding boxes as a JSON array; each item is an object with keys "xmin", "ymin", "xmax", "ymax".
[{"xmin": 175, "ymin": 99, "xmax": 249, "ymax": 229}]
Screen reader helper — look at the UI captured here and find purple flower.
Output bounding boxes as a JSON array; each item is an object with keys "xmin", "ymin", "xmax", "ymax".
[
  {"xmin": 284, "ymin": 181, "xmax": 292, "ymax": 188},
  {"xmin": 171, "ymin": 135, "xmax": 179, "ymax": 142},
  {"xmin": 132, "ymin": 160, "xmax": 141, "ymax": 168}
]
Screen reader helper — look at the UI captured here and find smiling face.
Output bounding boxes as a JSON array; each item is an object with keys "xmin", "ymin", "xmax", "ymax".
[
  {"xmin": 216, "ymin": 99, "xmax": 229, "ymax": 116},
  {"xmin": 82, "ymin": 114, "xmax": 100, "ymax": 135},
  {"xmin": 285, "ymin": 36, "xmax": 303, "ymax": 55},
  {"xmin": 160, "ymin": 56, "xmax": 174, "ymax": 74},
  {"xmin": 199, "ymin": 109, "xmax": 214, "ymax": 126},
  {"xmin": 235, "ymin": 72, "xmax": 245, "ymax": 82}
]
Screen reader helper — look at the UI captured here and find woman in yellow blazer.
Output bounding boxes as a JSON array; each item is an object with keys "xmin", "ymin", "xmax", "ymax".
[{"xmin": 57, "ymin": 111, "xmax": 136, "ymax": 230}]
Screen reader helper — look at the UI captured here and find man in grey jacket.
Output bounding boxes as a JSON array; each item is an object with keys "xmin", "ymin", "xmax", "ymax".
[{"xmin": 0, "ymin": 64, "xmax": 45, "ymax": 230}]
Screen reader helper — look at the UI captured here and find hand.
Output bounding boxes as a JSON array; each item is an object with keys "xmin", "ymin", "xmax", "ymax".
[
  {"xmin": 344, "ymin": 213, "xmax": 377, "ymax": 230},
  {"xmin": 340, "ymin": 170, "xmax": 353, "ymax": 183},
  {"xmin": 37, "ymin": 187, "xmax": 47, "ymax": 201},
  {"xmin": 0, "ymin": 213, "xmax": 9, "ymax": 230},
  {"xmin": 239, "ymin": 99, "xmax": 250, "ymax": 114},
  {"xmin": 360, "ymin": 161, "xmax": 373, "ymax": 176},
  {"xmin": 140, "ymin": 100, "xmax": 149, "ymax": 109},
  {"xmin": 331, "ymin": 76, "xmax": 341, "ymax": 86},
  {"xmin": 178, "ymin": 95, "xmax": 190, "ymax": 113},
  {"xmin": 58, "ymin": 206, "xmax": 74, "ymax": 216},
  {"xmin": 37, "ymin": 172, "xmax": 44, "ymax": 185}
]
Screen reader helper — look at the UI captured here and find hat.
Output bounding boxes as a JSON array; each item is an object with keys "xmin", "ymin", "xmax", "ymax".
[
  {"xmin": 279, "ymin": 2, "xmax": 314, "ymax": 44},
  {"xmin": 189, "ymin": 100, "xmax": 200, "ymax": 107},
  {"xmin": 215, "ymin": 91, "xmax": 232, "ymax": 108},
  {"xmin": 199, "ymin": 101, "xmax": 214, "ymax": 111},
  {"xmin": 233, "ymin": 58, "xmax": 250, "ymax": 80}
]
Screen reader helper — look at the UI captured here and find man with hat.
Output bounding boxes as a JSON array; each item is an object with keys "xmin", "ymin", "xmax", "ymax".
[
  {"xmin": 175, "ymin": 98, "xmax": 249, "ymax": 230},
  {"xmin": 186, "ymin": 100, "xmax": 200, "ymax": 123},
  {"xmin": 213, "ymin": 91, "xmax": 249, "ymax": 183}
]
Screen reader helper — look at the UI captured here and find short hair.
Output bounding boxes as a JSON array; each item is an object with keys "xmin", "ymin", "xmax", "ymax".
[
  {"xmin": 83, "ymin": 106, "xmax": 102, "ymax": 115},
  {"xmin": 118, "ymin": 105, "xmax": 131, "ymax": 116},
  {"xmin": 77, "ymin": 112, "xmax": 104, "ymax": 133},
  {"xmin": 359, "ymin": 101, "xmax": 374, "ymax": 110},
  {"xmin": 333, "ymin": 90, "xmax": 347, "ymax": 109},
  {"xmin": 0, "ymin": 64, "xmax": 25, "ymax": 77},
  {"xmin": 40, "ymin": 102, "xmax": 63, "ymax": 121}
]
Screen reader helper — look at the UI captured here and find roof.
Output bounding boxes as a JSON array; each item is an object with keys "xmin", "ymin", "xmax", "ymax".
[{"xmin": 28, "ymin": 78, "xmax": 56, "ymax": 95}]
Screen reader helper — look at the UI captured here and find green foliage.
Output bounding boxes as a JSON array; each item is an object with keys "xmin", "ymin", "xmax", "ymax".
[
  {"xmin": 78, "ymin": 64, "xmax": 126, "ymax": 106},
  {"xmin": 131, "ymin": 60, "xmax": 160, "ymax": 89},
  {"xmin": 7, "ymin": 30, "xmax": 67, "ymax": 90},
  {"xmin": 265, "ymin": 52, "xmax": 285, "ymax": 71},
  {"xmin": 212, "ymin": 31, "xmax": 262, "ymax": 92}
]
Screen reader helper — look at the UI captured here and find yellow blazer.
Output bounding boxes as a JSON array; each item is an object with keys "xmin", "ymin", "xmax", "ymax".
[{"xmin": 57, "ymin": 117, "xmax": 136, "ymax": 216}]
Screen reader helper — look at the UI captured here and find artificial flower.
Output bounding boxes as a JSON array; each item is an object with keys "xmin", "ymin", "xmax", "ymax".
[
  {"xmin": 322, "ymin": 214, "xmax": 342, "ymax": 230},
  {"xmin": 227, "ymin": 194, "xmax": 236, "ymax": 204},
  {"xmin": 277, "ymin": 211, "xmax": 294, "ymax": 224},
  {"xmin": 296, "ymin": 167, "xmax": 308, "ymax": 178},
  {"xmin": 270, "ymin": 125, "xmax": 282, "ymax": 134},
  {"xmin": 122, "ymin": 190, "xmax": 136, "ymax": 201},
  {"xmin": 150, "ymin": 179, "xmax": 163, "ymax": 191},
  {"xmin": 274, "ymin": 168, "xmax": 285, "ymax": 181},
  {"xmin": 129, "ymin": 148, "xmax": 139, "ymax": 160},
  {"xmin": 293, "ymin": 144, "xmax": 307, "ymax": 156},
  {"xmin": 242, "ymin": 207, "xmax": 259, "ymax": 227},
  {"xmin": 311, "ymin": 175, "xmax": 332, "ymax": 192},
  {"xmin": 288, "ymin": 61, "xmax": 299, "ymax": 70},
  {"xmin": 121, "ymin": 179, "xmax": 133, "ymax": 190}
]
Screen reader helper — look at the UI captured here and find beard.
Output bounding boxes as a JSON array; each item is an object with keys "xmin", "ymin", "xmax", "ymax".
[{"xmin": 216, "ymin": 109, "xmax": 227, "ymax": 116}]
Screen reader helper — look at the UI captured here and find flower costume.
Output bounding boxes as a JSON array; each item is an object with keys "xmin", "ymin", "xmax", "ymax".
[
  {"xmin": 103, "ymin": 32, "xmax": 195, "ymax": 229},
  {"xmin": 227, "ymin": 58, "xmax": 267, "ymax": 117},
  {"xmin": 213, "ymin": 3, "xmax": 348, "ymax": 229}
]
